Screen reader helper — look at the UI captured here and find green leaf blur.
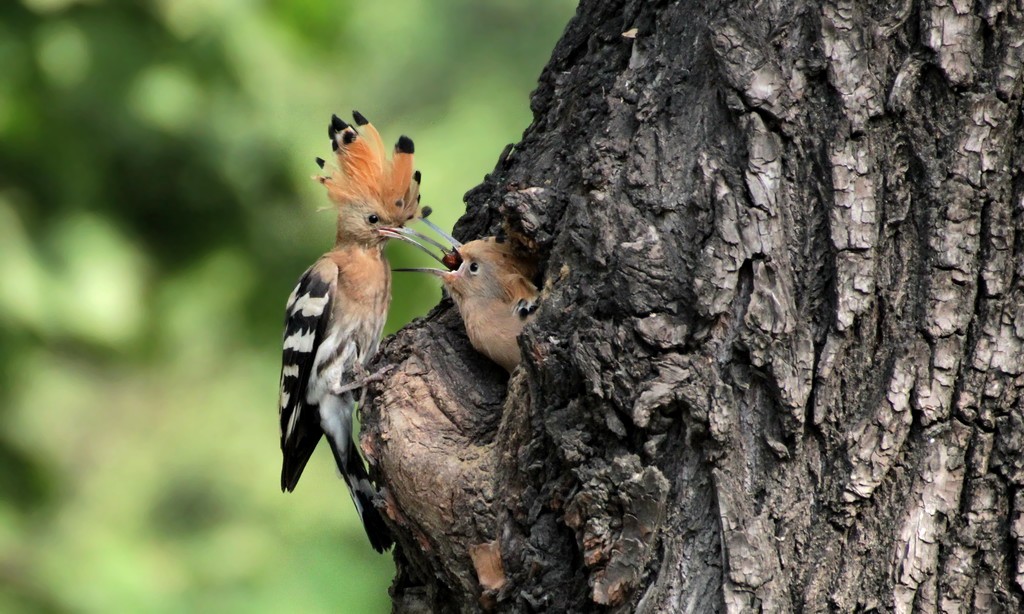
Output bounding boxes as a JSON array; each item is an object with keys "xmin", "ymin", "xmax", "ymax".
[{"xmin": 0, "ymin": 0, "xmax": 574, "ymax": 611}]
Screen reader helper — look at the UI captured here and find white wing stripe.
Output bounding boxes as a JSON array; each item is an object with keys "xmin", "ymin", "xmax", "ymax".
[
  {"xmin": 283, "ymin": 329, "xmax": 316, "ymax": 352},
  {"xmin": 291, "ymin": 293, "xmax": 329, "ymax": 317}
]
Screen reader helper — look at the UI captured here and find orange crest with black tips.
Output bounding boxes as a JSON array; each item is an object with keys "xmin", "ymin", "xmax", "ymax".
[{"xmin": 316, "ymin": 111, "xmax": 421, "ymax": 226}]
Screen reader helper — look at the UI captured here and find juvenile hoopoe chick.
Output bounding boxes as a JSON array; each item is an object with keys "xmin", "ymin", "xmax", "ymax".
[
  {"xmin": 279, "ymin": 111, "xmax": 426, "ymax": 552},
  {"xmin": 398, "ymin": 235, "xmax": 539, "ymax": 372}
]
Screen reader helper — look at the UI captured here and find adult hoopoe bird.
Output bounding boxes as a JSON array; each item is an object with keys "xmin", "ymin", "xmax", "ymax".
[
  {"xmin": 278, "ymin": 111, "xmax": 430, "ymax": 552},
  {"xmin": 396, "ymin": 229, "xmax": 539, "ymax": 373}
]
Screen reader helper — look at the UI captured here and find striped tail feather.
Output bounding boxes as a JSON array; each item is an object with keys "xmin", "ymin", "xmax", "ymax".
[
  {"xmin": 319, "ymin": 393, "xmax": 393, "ymax": 552},
  {"xmin": 346, "ymin": 443, "xmax": 393, "ymax": 553}
]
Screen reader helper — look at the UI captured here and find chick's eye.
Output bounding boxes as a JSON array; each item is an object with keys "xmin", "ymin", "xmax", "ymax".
[
  {"xmin": 469, "ymin": 262, "xmax": 480, "ymax": 274},
  {"xmin": 367, "ymin": 214, "xmax": 380, "ymax": 224}
]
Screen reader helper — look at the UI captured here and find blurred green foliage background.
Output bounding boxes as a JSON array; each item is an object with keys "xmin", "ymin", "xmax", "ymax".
[{"xmin": 0, "ymin": 0, "xmax": 574, "ymax": 611}]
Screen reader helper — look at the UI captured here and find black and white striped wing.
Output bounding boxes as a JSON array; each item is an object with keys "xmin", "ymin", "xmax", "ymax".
[{"xmin": 279, "ymin": 259, "xmax": 336, "ymax": 492}]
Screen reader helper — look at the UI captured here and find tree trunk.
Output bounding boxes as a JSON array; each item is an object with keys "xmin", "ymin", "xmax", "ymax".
[{"xmin": 363, "ymin": 0, "xmax": 1024, "ymax": 611}]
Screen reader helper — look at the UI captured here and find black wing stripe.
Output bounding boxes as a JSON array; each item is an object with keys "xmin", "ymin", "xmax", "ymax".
[
  {"xmin": 280, "ymin": 270, "xmax": 332, "ymax": 405},
  {"xmin": 279, "ymin": 261, "xmax": 335, "ymax": 491}
]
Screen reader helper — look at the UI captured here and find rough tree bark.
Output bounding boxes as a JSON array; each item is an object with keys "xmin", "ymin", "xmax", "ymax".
[{"xmin": 362, "ymin": 0, "xmax": 1024, "ymax": 611}]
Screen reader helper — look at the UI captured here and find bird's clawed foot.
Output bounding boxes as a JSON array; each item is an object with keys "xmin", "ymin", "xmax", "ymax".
[{"xmin": 330, "ymin": 364, "xmax": 395, "ymax": 396}]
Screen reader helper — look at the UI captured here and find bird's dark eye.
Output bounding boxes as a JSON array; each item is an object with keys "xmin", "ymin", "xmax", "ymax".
[
  {"xmin": 469, "ymin": 262, "xmax": 479, "ymax": 274},
  {"xmin": 368, "ymin": 214, "xmax": 380, "ymax": 224}
]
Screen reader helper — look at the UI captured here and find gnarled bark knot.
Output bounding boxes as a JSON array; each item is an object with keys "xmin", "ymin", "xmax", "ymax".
[{"xmin": 362, "ymin": 308, "xmax": 510, "ymax": 606}]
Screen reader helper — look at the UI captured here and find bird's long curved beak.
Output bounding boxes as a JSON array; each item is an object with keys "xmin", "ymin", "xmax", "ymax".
[
  {"xmin": 378, "ymin": 227, "xmax": 448, "ymax": 265},
  {"xmin": 379, "ymin": 223, "xmax": 463, "ymax": 271},
  {"xmin": 387, "ymin": 226, "xmax": 457, "ymax": 254},
  {"xmin": 393, "ymin": 267, "xmax": 450, "ymax": 278},
  {"xmin": 416, "ymin": 210, "xmax": 463, "ymax": 249}
]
